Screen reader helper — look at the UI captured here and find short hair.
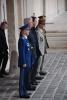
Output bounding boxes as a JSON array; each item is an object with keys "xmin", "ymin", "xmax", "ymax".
[
  {"xmin": 0, "ymin": 21, "xmax": 8, "ymax": 27},
  {"xmin": 24, "ymin": 17, "xmax": 31, "ymax": 24}
]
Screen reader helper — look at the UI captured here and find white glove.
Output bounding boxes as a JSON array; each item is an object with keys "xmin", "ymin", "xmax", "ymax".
[{"xmin": 23, "ymin": 64, "xmax": 26, "ymax": 68}]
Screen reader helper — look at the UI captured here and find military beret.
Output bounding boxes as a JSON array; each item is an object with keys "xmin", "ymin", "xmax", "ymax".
[
  {"xmin": 38, "ymin": 16, "xmax": 46, "ymax": 20},
  {"xmin": 19, "ymin": 24, "xmax": 30, "ymax": 30}
]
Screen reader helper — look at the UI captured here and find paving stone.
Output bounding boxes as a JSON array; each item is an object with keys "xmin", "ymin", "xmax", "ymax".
[
  {"xmin": 1, "ymin": 54, "xmax": 67, "ymax": 100},
  {"xmin": 52, "ymin": 96, "xmax": 62, "ymax": 100},
  {"xmin": 42, "ymin": 98, "xmax": 52, "ymax": 100}
]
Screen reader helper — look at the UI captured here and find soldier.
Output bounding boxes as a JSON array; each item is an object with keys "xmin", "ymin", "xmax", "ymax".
[
  {"xmin": 36, "ymin": 16, "xmax": 48, "ymax": 76},
  {"xmin": 24, "ymin": 17, "xmax": 37, "ymax": 90},
  {"xmin": 30, "ymin": 16, "xmax": 43, "ymax": 82},
  {"xmin": 18, "ymin": 24, "xmax": 31, "ymax": 98}
]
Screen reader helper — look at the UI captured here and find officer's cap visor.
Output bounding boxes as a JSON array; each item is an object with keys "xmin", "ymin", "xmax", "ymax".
[{"xmin": 19, "ymin": 24, "xmax": 30, "ymax": 30}]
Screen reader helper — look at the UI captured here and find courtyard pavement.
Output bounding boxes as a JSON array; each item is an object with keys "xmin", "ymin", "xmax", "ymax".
[{"xmin": 1, "ymin": 53, "xmax": 67, "ymax": 100}]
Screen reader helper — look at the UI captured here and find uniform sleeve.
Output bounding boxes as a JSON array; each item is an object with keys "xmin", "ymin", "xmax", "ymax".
[
  {"xmin": 1, "ymin": 31, "xmax": 8, "ymax": 51},
  {"xmin": 18, "ymin": 38, "xmax": 26, "ymax": 66},
  {"xmin": 37, "ymin": 30, "xmax": 40, "ymax": 46}
]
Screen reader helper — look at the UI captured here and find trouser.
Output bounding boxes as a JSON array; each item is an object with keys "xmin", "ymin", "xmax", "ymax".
[
  {"xmin": 30, "ymin": 57, "xmax": 39, "ymax": 83},
  {"xmin": 0, "ymin": 51, "xmax": 8, "ymax": 73},
  {"xmin": 19, "ymin": 66, "xmax": 29, "ymax": 96},
  {"xmin": 37, "ymin": 55, "xmax": 44, "ymax": 74},
  {"xmin": 28, "ymin": 52, "xmax": 37, "ymax": 84}
]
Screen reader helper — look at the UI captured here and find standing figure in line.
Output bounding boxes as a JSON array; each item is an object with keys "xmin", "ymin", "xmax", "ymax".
[
  {"xmin": 18, "ymin": 24, "xmax": 31, "ymax": 98},
  {"xmin": 0, "ymin": 21, "xmax": 9, "ymax": 78},
  {"xmin": 36, "ymin": 16, "xmax": 47, "ymax": 76},
  {"xmin": 27, "ymin": 17, "xmax": 37, "ymax": 89},
  {"xmin": 30, "ymin": 16, "xmax": 43, "ymax": 82},
  {"xmin": 24, "ymin": 17, "xmax": 37, "ymax": 91}
]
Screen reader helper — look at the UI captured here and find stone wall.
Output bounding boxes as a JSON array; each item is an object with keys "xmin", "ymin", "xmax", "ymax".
[
  {"xmin": 45, "ymin": 0, "xmax": 65, "ymax": 22},
  {"xmin": 33, "ymin": 0, "xmax": 43, "ymax": 17},
  {"xmin": 65, "ymin": 0, "xmax": 67, "ymax": 11},
  {"xmin": 0, "ymin": 0, "xmax": 1, "ymax": 22}
]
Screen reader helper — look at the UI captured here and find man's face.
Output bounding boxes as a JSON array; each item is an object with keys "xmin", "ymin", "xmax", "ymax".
[
  {"xmin": 28, "ymin": 18, "xmax": 33, "ymax": 29},
  {"xmin": 39, "ymin": 24, "xmax": 43, "ymax": 29},
  {"xmin": 4, "ymin": 23, "xmax": 8, "ymax": 29},
  {"xmin": 21, "ymin": 29, "xmax": 29, "ymax": 36},
  {"xmin": 34, "ymin": 19, "xmax": 38, "ymax": 27},
  {"xmin": 2, "ymin": 23, "xmax": 8, "ymax": 30},
  {"xmin": 25, "ymin": 30, "xmax": 29, "ymax": 36}
]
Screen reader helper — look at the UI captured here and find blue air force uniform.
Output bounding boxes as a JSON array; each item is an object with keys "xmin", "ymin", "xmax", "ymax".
[
  {"xmin": 18, "ymin": 24, "xmax": 31, "ymax": 97},
  {"xmin": 18, "ymin": 36, "xmax": 31, "ymax": 68}
]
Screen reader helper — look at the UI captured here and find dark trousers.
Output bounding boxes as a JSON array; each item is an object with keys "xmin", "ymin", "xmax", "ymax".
[
  {"xmin": 19, "ymin": 66, "xmax": 29, "ymax": 96},
  {"xmin": 30, "ymin": 56, "xmax": 39, "ymax": 83},
  {"xmin": 0, "ymin": 50, "xmax": 8, "ymax": 74}
]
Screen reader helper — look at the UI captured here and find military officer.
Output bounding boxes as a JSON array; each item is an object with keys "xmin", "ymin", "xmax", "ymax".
[
  {"xmin": 30, "ymin": 16, "xmax": 43, "ymax": 82},
  {"xmin": 18, "ymin": 24, "xmax": 31, "ymax": 98},
  {"xmin": 24, "ymin": 17, "xmax": 38, "ymax": 90},
  {"xmin": 36, "ymin": 16, "xmax": 47, "ymax": 76}
]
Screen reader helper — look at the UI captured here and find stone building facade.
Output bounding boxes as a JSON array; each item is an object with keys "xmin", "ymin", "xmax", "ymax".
[{"xmin": 0, "ymin": 0, "xmax": 66, "ymax": 71}]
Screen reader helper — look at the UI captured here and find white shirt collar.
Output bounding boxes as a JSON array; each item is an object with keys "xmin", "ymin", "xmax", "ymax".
[
  {"xmin": 23, "ymin": 35, "xmax": 27, "ymax": 39},
  {"xmin": 24, "ymin": 35, "xmax": 27, "ymax": 39}
]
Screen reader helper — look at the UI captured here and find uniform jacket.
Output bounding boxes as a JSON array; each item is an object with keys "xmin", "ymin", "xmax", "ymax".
[
  {"xmin": 44, "ymin": 30, "xmax": 49, "ymax": 49},
  {"xmin": 0, "ymin": 28, "xmax": 8, "ymax": 53},
  {"xmin": 37, "ymin": 28, "xmax": 46, "ymax": 55},
  {"xmin": 28, "ymin": 27, "xmax": 37, "ymax": 61},
  {"xmin": 18, "ymin": 35, "xmax": 31, "ymax": 68}
]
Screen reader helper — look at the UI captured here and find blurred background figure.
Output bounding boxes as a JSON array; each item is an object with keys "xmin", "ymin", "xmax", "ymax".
[{"xmin": 0, "ymin": 21, "xmax": 9, "ymax": 78}]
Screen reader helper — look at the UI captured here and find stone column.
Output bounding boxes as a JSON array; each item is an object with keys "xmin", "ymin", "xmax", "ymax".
[
  {"xmin": 6, "ymin": 0, "xmax": 18, "ymax": 74},
  {"xmin": 27, "ymin": 0, "xmax": 33, "ymax": 17},
  {"xmin": 65, "ymin": 0, "xmax": 67, "ymax": 11},
  {"xmin": 23, "ymin": 0, "xmax": 27, "ymax": 18},
  {"xmin": 43, "ymin": 0, "xmax": 45, "ymax": 15},
  {"xmin": 0, "ymin": 0, "xmax": 1, "ymax": 22},
  {"xmin": 17, "ymin": 0, "xmax": 24, "ymax": 25},
  {"xmin": 57, "ymin": 0, "xmax": 59, "ymax": 14},
  {"xmin": 33, "ymin": 0, "xmax": 43, "ymax": 17}
]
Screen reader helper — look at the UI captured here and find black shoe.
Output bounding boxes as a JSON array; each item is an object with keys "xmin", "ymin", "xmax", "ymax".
[
  {"xmin": 35, "ymin": 80, "xmax": 40, "ymax": 83},
  {"xmin": 31, "ymin": 82, "xmax": 38, "ymax": 85},
  {"xmin": 27, "ymin": 92, "xmax": 31, "ymax": 95},
  {"xmin": 0, "ymin": 74, "xmax": 4, "ymax": 78},
  {"xmin": 35, "ymin": 76, "xmax": 44, "ymax": 80},
  {"xmin": 39, "ymin": 71, "xmax": 47, "ymax": 76},
  {"xmin": 27, "ymin": 85, "xmax": 36, "ymax": 91},
  {"xmin": 3, "ymin": 71, "xmax": 9, "ymax": 75},
  {"xmin": 31, "ymin": 81, "xmax": 38, "ymax": 85},
  {"xmin": 20, "ymin": 95, "xmax": 30, "ymax": 98}
]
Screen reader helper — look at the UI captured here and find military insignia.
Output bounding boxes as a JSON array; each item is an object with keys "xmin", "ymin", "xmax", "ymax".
[
  {"xmin": 28, "ymin": 48, "xmax": 30, "ymax": 51},
  {"xmin": 40, "ymin": 37, "xmax": 43, "ymax": 41},
  {"xmin": 27, "ymin": 43, "xmax": 29, "ymax": 46}
]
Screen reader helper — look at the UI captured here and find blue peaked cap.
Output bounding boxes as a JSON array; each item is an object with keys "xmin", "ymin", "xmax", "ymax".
[{"xmin": 19, "ymin": 24, "xmax": 30, "ymax": 30}]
